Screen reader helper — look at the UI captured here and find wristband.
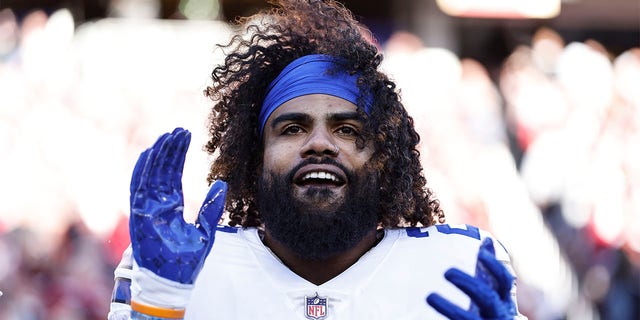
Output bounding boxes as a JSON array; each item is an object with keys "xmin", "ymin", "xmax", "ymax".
[{"xmin": 131, "ymin": 300, "xmax": 185, "ymax": 319}]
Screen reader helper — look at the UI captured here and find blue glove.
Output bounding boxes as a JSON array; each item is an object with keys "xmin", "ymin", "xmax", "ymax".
[
  {"xmin": 129, "ymin": 127, "xmax": 227, "ymax": 285},
  {"xmin": 426, "ymin": 238, "xmax": 517, "ymax": 319}
]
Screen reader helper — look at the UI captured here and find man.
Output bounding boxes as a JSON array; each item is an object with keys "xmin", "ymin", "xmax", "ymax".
[{"xmin": 109, "ymin": 0, "xmax": 526, "ymax": 319}]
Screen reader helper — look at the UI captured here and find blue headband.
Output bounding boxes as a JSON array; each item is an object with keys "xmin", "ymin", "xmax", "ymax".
[{"xmin": 259, "ymin": 54, "xmax": 372, "ymax": 135}]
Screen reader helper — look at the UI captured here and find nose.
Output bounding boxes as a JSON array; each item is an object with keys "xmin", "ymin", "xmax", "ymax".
[{"xmin": 301, "ymin": 128, "xmax": 339, "ymax": 158}]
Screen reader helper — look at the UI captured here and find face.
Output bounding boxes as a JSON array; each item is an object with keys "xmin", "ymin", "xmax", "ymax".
[
  {"xmin": 261, "ymin": 94, "xmax": 374, "ymax": 208},
  {"xmin": 258, "ymin": 94, "xmax": 379, "ymax": 260}
]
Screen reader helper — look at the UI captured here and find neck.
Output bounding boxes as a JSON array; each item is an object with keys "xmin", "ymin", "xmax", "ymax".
[{"xmin": 262, "ymin": 228, "xmax": 380, "ymax": 285}]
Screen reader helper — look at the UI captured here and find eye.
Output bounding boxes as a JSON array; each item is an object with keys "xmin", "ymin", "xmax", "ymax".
[
  {"xmin": 282, "ymin": 125, "xmax": 305, "ymax": 135},
  {"xmin": 336, "ymin": 125, "xmax": 359, "ymax": 137}
]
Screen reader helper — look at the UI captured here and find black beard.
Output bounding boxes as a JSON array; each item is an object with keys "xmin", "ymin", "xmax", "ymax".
[{"xmin": 257, "ymin": 159, "xmax": 380, "ymax": 261}]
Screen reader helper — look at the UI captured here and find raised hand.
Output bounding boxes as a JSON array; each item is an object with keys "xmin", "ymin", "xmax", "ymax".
[
  {"xmin": 129, "ymin": 128, "xmax": 227, "ymax": 285},
  {"xmin": 426, "ymin": 238, "xmax": 517, "ymax": 319}
]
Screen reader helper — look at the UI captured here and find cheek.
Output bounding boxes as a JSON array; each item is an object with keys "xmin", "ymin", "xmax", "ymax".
[
  {"xmin": 353, "ymin": 145, "xmax": 375, "ymax": 167},
  {"xmin": 262, "ymin": 144, "xmax": 297, "ymax": 175},
  {"xmin": 354, "ymin": 155, "xmax": 372, "ymax": 170}
]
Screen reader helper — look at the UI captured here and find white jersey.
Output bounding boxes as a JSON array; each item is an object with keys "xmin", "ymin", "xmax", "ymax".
[{"xmin": 110, "ymin": 224, "xmax": 525, "ymax": 319}]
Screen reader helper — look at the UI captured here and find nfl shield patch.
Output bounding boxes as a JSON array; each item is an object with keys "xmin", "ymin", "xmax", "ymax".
[{"xmin": 305, "ymin": 292, "xmax": 328, "ymax": 319}]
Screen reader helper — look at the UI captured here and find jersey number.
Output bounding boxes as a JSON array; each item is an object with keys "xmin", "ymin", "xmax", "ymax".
[{"xmin": 406, "ymin": 224, "xmax": 480, "ymax": 240}]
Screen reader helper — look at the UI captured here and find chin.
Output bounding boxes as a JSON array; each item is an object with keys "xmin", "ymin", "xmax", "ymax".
[{"xmin": 295, "ymin": 185, "xmax": 345, "ymax": 207}]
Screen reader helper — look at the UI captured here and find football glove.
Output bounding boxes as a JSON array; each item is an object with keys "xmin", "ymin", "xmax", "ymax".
[{"xmin": 427, "ymin": 238, "xmax": 517, "ymax": 319}]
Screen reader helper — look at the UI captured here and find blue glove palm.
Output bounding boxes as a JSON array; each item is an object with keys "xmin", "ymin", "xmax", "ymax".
[
  {"xmin": 129, "ymin": 128, "xmax": 227, "ymax": 285},
  {"xmin": 426, "ymin": 238, "xmax": 517, "ymax": 319}
]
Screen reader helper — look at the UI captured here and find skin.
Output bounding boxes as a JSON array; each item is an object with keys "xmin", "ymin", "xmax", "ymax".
[{"xmin": 260, "ymin": 94, "xmax": 379, "ymax": 285}]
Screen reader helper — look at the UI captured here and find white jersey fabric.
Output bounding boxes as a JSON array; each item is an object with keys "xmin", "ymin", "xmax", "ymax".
[{"xmin": 110, "ymin": 223, "xmax": 525, "ymax": 319}]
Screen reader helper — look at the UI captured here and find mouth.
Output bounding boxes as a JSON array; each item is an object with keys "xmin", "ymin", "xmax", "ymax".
[{"xmin": 293, "ymin": 165, "xmax": 347, "ymax": 188}]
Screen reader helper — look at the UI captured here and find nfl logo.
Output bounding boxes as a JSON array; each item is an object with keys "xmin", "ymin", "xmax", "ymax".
[{"xmin": 305, "ymin": 292, "xmax": 328, "ymax": 319}]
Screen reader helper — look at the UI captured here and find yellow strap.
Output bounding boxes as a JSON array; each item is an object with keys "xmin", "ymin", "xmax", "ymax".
[{"xmin": 130, "ymin": 300, "xmax": 186, "ymax": 319}]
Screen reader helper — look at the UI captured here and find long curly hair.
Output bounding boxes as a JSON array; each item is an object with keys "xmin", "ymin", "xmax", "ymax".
[{"xmin": 204, "ymin": 0, "xmax": 444, "ymax": 228}]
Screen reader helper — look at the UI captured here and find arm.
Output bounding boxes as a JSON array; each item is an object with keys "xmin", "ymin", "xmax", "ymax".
[
  {"xmin": 109, "ymin": 128, "xmax": 227, "ymax": 320},
  {"xmin": 427, "ymin": 237, "xmax": 527, "ymax": 319}
]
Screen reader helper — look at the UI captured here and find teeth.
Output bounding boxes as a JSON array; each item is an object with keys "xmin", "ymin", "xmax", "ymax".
[{"xmin": 302, "ymin": 171, "xmax": 338, "ymax": 182}]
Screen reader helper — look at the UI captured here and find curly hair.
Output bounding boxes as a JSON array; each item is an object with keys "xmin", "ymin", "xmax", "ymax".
[{"xmin": 204, "ymin": 0, "xmax": 444, "ymax": 228}]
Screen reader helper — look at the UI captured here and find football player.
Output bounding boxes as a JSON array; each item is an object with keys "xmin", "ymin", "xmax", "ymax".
[{"xmin": 108, "ymin": 1, "xmax": 526, "ymax": 319}]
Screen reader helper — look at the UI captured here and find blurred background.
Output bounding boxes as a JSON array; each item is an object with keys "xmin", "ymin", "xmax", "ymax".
[{"xmin": 0, "ymin": 0, "xmax": 638, "ymax": 319}]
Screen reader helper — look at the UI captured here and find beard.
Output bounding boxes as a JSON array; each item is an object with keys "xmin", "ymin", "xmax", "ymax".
[{"xmin": 257, "ymin": 159, "xmax": 380, "ymax": 261}]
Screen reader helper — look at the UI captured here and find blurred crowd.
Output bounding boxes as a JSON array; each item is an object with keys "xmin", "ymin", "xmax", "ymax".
[{"xmin": 0, "ymin": 5, "xmax": 638, "ymax": 320}]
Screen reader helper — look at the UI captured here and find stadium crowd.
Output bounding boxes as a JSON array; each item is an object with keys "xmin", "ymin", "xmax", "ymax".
[{"xmin": 0, "ymin": 5, "xmax": 638, "ymax": 320}]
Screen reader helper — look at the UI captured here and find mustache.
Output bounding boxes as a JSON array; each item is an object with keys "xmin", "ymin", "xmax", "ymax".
[{"xmin": 286, "ymin": 157, "xmax": 355, "ymax": 182}]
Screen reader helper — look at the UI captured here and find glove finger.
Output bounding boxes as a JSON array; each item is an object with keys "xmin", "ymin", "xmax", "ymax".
[
  {"xmin": 149, "ymin": 132, "xmax": 179, "ymax": 192},
  {"xmin": 197, "ymin": 180, "xmax": 228, "ymax": 239},
  {"xmin": 426, "ymin": 293, "xmax": 475, "ymax": 320},
  {"xmin": 131, "ymin": 132, "xmax": 172, "ymax": 212},
  {"xmin": 479, "ymin": 237, "xmax": 496, "ymax": 256},
  {"xmin": 167, "ymin": 129, "xmax": 191, "ymax": 192},
  {"xmin": 478, "ymin": 245, "xmax": 514, "ymax": 300},
  {"xmin": 478, "ymin": 238, "xmax": 513, "ymax": 297},
  {"xmin": 445, "ymin": 268, "xmax": 501, "ymax": 314},
  {"xmin": 135, "ymin": 133, "xmax": 170, "ymax": 193},
  {"xmin": 130, "ymin": 149, "xmax": 151, "ymax": 205},
  {"xmin": 475, "ymin": 238, "xmax": 500, "ymax": 296}
]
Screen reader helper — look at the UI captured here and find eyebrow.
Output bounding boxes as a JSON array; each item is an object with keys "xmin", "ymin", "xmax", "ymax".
[
  {"xmin": 328, "ymin": 111, "xmax": 362, "ymax": 123},
  {"xmin": 270, "ymin": 112, "xmax": 313, "ymax": 130},
  {"xmin": 270, "ymin": 111, "xmax": 363, "ymax": 131}
]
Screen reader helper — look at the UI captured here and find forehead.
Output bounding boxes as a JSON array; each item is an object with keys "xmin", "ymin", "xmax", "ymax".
[{"xmin": 267, "ymin": 94, "xmax": 359, "ymax": 120}]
